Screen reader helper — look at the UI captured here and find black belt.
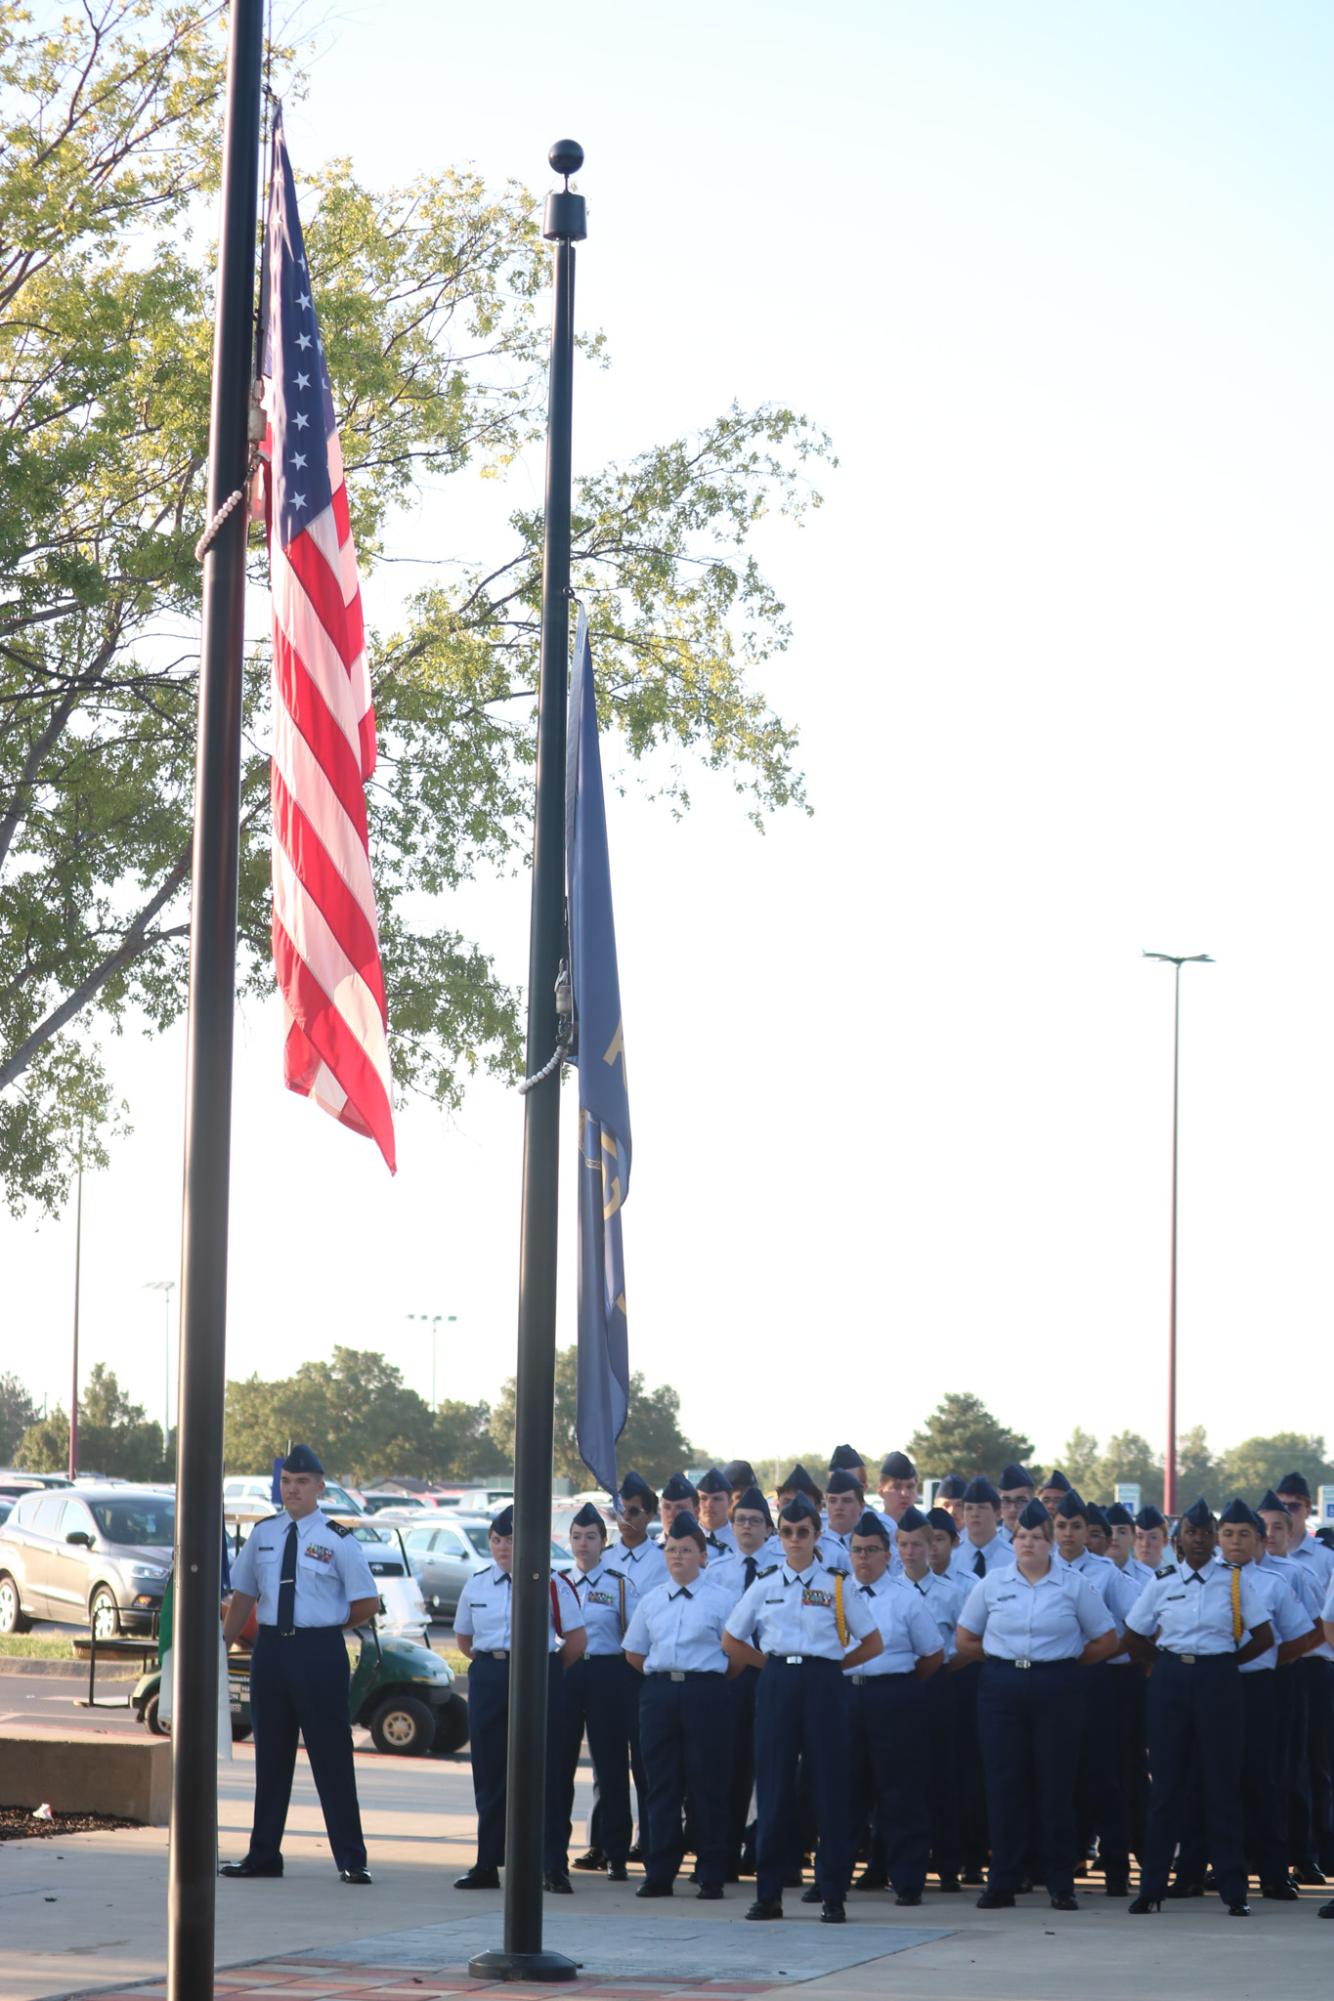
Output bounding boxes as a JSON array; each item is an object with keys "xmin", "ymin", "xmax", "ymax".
[
  {"xmin": 258, "ymin": 1622, "xmax": 344, "ymax": 1639},
  {"xmin": 651, "ymin": 1669, "xmax": 723, "ymax": 1682},
  {"xmin": 766, "ymin": 1652, "xmax": 841, "ymax": 1667},
  {"xmin": 984, "ymin": 1656, "xmax": 1073, "ymax": 1670},
  {"xmin": 1160, "ymin": 1650, "xmax": 1236, "ymax": 1665}
]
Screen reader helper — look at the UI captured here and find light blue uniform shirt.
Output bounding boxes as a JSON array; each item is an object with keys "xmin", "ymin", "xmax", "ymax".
[
  {"xmin": 960, "ymin": 1561, "xmax": 1113, "ymax": 1662},
  {"xmin": 702, "ymin": 1523, "xmax": 738, "ymax": 1556},
  {"xmin": 1324, "ymin": 1574, "xmax": 1334, "ymax": 1624},
  {"xmin": 454, "ymin": 1564, "xmax": 585, "ymax": 1655},
  {"xmin": 604, "ymin": 1536, "xmax": 669, "ymax": 1596},
  {"xmin": 950, "ymin": 1533, "xmax": 1015, "ymax": 1585},
  {"xmin": 1237, "ymin": 1561, "xmax": 1310, "ymax": 1674},
  {"xmin": 846, "ymin": 1571, "xmax": 941, "ymax": 1676},
  {"xmin": 900, "ymin": 1568, "xmax": 968, "ymax": 1659},
  {"xmin": 230, "ymin": 1510, "xmax": 377, "ymax": 1628},
  {"xmin": 1284, "ymin": 1537, "xmax": 1334, "ymax": 1660},
  {"xmin": 1056, "ymin": 1549, "xmax": 1140, "ymax": 1622},
  {"xmin": 1125, "ymin": 1560, "xmax": 1267, "ymax": 1656},
  {"xmin": 561, "ymin": 1563, "xmax": 636, "ymax": 1657},
  {"xmin": 622, "ymin": 1578, "xmax": 732, "ymax": 1673},
  {"xmin": 725, "ymin": 1561, "xmax": 880, "ymax": 1660},
  {"xmin": 1114, "ymin": 1553, "xmax": 1157, "ymax": 1594},
  {"xmin": 817, "ymin": 1526, "xmax": 856, "ymax": 1571}
]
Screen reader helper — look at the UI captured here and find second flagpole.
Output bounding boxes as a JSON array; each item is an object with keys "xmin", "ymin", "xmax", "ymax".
[{"xmin": 468, "ymin": 141, "xmax": 586, "ymax": 1985}]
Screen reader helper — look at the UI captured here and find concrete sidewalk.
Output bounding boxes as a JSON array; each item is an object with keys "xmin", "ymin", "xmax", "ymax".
[{"xmin": 2, "ymin": 1743, "xmax": 1329, "ymax": 2000}]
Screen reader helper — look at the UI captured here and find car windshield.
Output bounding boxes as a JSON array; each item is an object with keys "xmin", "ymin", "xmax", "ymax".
[{"xmin": 89, "ymin": 1501, "xmax": 175, "ymax": 1546}]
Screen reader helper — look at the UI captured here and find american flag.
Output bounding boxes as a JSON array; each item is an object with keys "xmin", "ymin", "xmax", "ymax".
[{"xmin": 261, "ymin": 108, "xmax": 396, "ymax": 1172}]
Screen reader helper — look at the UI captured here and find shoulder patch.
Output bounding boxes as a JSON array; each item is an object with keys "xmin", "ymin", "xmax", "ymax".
[
  {"xmin": 822, "ymin": 1562, "xmax": 850, "ymax": 1578},
  {"xmin": 757, "ymin": 1563, "xmax": 778, "ymax": 1578},
  {"xmin": 327, "ymin": 1518, "xmax": 353, "ymax": 1537},
  {"xmin": 1155, "ymin": 1563, "xmax": 1175, "ymax": 1579}
]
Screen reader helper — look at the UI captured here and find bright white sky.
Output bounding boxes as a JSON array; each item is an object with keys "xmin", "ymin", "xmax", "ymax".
[{"xmin": 4, "ymin": 1, "xmax": 1333, "ymax": 1476}]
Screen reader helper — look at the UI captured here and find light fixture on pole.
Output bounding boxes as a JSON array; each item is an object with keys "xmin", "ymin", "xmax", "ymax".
[
  {"xmin": 144, "ymin": 1280, "xmax": 177, "ymax": 1451},
  {"xmin": 407, "ymin": 1312, "xmax": 457, "ymax": 1411},
  {"xmin": 1143, "ymin": 950, "xmax": 1213, "ymax": 1517}
]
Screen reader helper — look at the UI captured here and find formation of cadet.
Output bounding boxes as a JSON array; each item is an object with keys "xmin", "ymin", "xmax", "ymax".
[{"xmin": 455, "ymin": 1450, "xmax": 1334, "ymax": 1920}]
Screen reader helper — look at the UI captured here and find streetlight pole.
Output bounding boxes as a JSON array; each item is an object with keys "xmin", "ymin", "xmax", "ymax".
[
  {"xmin": 145, "ymin": 1281, "xmax": 177, "ymax": 1455},
  {"xmin": 1143, "ymin": 950, "xmax": 1213, "ymax": 1517},
  {"xmin": 408, "ymin": 1312, "xmax": 457, "ymax": 1411},
  {"xmin": 69, "ymin": 1141, "xmax": 83, "ymax": 1483}
]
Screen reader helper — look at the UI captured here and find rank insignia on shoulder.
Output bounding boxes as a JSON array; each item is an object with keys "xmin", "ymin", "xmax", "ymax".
[
  {"xmin": 327, "ymin": 1518, "xmax": 353, "ymax": 1537},
  {"xmin": 758, "ymin": 1564, "xmax": 777, "ymax": 1577},
  {"xmin": 1155, "ymin": 1564, "xmax": 1176, "ymax": 1578}
]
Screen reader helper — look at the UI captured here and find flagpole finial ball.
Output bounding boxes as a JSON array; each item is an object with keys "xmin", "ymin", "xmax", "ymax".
[{"xmin": 549, "ymin": 140, "xmax": 584, "ymax": 181}]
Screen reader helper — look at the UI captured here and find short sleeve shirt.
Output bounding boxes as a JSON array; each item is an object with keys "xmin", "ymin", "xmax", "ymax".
[
  {"xmin": 725, "ymin": 1562, "xmax": 880, "ymax": 1660},
  {"xmin": 455, "ymin": 1564, "xmax": 584, "ymax": 1654},
  {"xmin": 1124, "ymin": 1560, "xmax": 1267, "ymax": 1655},
  {"xmin": 622, "ymin": 1578, "xmax": 732, "ymax": 1673},
  {"xmin": 847, "ymin": 1571, "xmax": 941, "ymax": 1674},
  {"xmin": 960, "ymin": 1561, "xmax": 1113, "ymax": 1662},
  {"xmin": 229, "ymin": 1511, "xmax": 377, "ymax": 1628}
]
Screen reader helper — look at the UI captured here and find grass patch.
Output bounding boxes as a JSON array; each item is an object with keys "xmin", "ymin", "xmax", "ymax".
[{"xmin": 0, "ymin": 1636, "xmax": 78, "ymax": 1659}]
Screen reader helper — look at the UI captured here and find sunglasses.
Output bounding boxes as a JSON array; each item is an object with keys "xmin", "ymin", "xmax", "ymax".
[
  {"xmin": 621, "ymin": 1505, "xmax": 648, "ymax": 1519},
  {"xmin": 1281, "ymin": 1500, "xmax": 1305, "ymax": 1513}
]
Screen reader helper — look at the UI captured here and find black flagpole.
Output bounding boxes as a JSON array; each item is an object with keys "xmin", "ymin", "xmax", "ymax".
[
  {"xmin": 468, "ymin": 141, "xmax": 586, "ymax": 1986},
  {"xmin": 167, "ymin": 5, "xmax": 263, "ymax": 1997}
]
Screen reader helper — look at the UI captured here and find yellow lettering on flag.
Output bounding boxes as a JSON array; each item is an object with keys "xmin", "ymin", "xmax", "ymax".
[{"xmin": 603, "ymin": 1018, "xmax": 625, "ymax": 1071}]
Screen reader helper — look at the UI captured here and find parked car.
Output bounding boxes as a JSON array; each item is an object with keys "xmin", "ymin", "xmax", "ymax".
[
  {"xmin": 222, "ymin": 1475, "xmax": 365, "ymax": 1515},
  {"xmin": 361, "ymin": 1492, "xmax": 428, "ymax": 1514},
  {"xmin": 0, "ymin": 1469, "xmax": 70, "ymax": 1490},
  {"xmin": 0, "ymin": 1484, "xmax": 174, "ymax": 1637},
  {"xmin": 399, "ymin": 1513, "xmax": 569, "ymax": 1624}
]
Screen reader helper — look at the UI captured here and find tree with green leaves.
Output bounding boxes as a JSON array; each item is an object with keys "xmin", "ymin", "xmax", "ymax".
[
  {"xmin": 0, "ymin": 2, "xmax": 828, "ymax": 1214},
  {"xmin": 1058, "ymin": 1427, "xmax": 1100, "ymax": 1494},
  {"xmin": 1173, "ymin": 1425, "xmax": 1220, "ymax": 1506},
  {"xmin": 1216, "ymin": 1432, "xmax": 1332, "ymax": 1506},
  {"xmin": 15, "ymin": 1362, "xmax": 163, "ymax": 1478},
  {"xmin": 1092, "ymin": 1430, "xmax": 1163, "ymax": 1509},
  {"xmin": 0, "ymin": 1371, "xmax": 38, "ymax": 1461},
  {"xmin": 488, "ymin": 1346, "xmax": 697, "ymax": 1488},
  {"xmin": 906, "ymin": 1394, "xmax": 1034, "ymax": 1483}
]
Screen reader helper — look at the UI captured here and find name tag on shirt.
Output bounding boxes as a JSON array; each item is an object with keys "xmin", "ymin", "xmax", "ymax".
[{"xmin": 996, "ymin": 1591, "xmax": 1016, "ymax": 1602}]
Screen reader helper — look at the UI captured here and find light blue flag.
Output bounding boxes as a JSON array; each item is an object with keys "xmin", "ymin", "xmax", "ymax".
[{"xmin": 566, "ymin": 611, "xmax": 630, "ymax": 1495}]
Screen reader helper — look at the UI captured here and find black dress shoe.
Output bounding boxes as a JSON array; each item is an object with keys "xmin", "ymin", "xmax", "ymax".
[
  {"xmin": 696, "ymin": 1885, "xmax": 723, "ymax": 1901},
  {"xmin": 572, "ymin": 1847, "xmax": 606, "ymax": 1872},
  {"xmin": 895, "ymin": 1890, "xmax": 922, "ymax": 1907},
  {"xmin": 454, "ymin": 1866, "xmax": 501, "ymax": 1889},
  {"xmin": 219, "ymin": 1856, "xmax": 283, "ymax": 1879},
  {"xmin": 1293, "ymin": 1863, "xmax": 1327, "ymax": 1886},
  {"xmin": 636, "ymin": 1880, "xmax": 673, "ymax": 1899},
  {"xmin": 607, "ymin": 1862, "xmax": 628, "ymax": 1882},
  {"xmin": 1050, "ymin": 1894, "xmax": 1079, "ymax": 1912},
  {"xmin": 340, "ymin": 1867, "xmax": 372, "ymax": 1885},
  {"xmin": 976, "ymin": 1888, "xmax": 1015, "ymax": 1909},
  {"xmin": 1166, "ymin": 1878, "xmax": 1203, "ymax": 1899},
  {"xmin": 936, "ymin": 1873, "xmax": 961, "ymax": 1893},
  {"xmin": 1227, "ymin": 1901, "xmax": 1250, "ymax": 1917},
  {"xmin": 544, "ymin": 1870, "xmax": 573, "ymax": 1894},
  {"xmin": 961, "ymin": 1869, "xmax": 985, "ymax": 1886},
  {"xmin": 1260, "ymin": 1880, "xmax": 1299, "ymax": 1901},
  {"xmin": 1318, "ymin": 1898, "xmax": 1334, "ymax": 1917},
  {"xmin": 853, "ymin": 1869, "xmax": 889, "ymax": 1890},
  {"xmin": 1104, "ymin": 1876, "xmax": 1130, "ymax": 1898},
  {"xmin": 626, "ymin": 1842, "xmax": 645, "ymax": 1863},
  {"xmin": 800, "ymin": 1884, "xmax": 823, "ymax": 1904},
  {"xmin": 1128, "ymin": 1894, "xmax": 1162, "ymax": 1914},
  {"xmin": 745, "ymin": 1899, "xmax": 784, "ymax": 1920},
  {"xmin": 782, "ymin": 1870, "xmax": 804, "ymax": 1888},
  {"xmin": 821, "ymin": 1902, "xmax": 846, "ymax": 1924}
]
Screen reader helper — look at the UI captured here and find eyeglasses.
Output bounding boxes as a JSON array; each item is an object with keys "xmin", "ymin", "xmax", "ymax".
[
  {"xmin": 622, "ymin": 1505, "xmax": 647, "ymax": 1518},
  {"xmin": 1281, "ymin": 1500, "xmax": 1304, "ymax": 1513}
]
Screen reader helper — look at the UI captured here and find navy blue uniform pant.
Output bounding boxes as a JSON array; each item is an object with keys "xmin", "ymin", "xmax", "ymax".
[
  {"xmin": 926, "ymin": 1664, "xmax": 961, "ymax": 1878},
  {"xmin": 953, "ymin": 1657, "xmax": 988, "ymax": 1873},
  {"xmin": 638, "ymin": 1671, "xmax": 729, "ymax": 1890},
  {"xmin": 755, "ymin": 1656, "xmax": 851, "ymax": 1906},
  {"xmin": 725, "ymin": 1663, "xmax": 760, "ymax": 1870},
  {"xmin": 977, "ymin": 1659, "xmax": 1082, "ymax": 1898},
  {"xmin": 1141, "ymin": 1652, "xmax": 1246, "ymax": 1905},
  {"xmin": 1240, "ymin": 1669, "xmax": 1287, "ymax": 1884},
  {"xmin": 466, "ymin": 1651, "xmax": 565, "ymax": 1872},
  {"xmin": 555, "ymin": 1653, "xmax": 634, "ymax": 1869},
  {"xmin": 849, "ymin": 1672, "xmax": 930, "ymax": 1894},
  {"xmin": 1075, "ymin": 1666, "xmax": 1129, "ymax": 1879},
  {"xmin": 247, "ymin": 1625, "xmax": 365, "ymax": 1872},
  {"xmin": 1307, "ymin": 1658, "xmax": 1334, "ymax": 1871}
]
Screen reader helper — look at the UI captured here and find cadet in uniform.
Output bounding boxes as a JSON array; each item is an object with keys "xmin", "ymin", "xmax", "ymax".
[
  {"xmin": 819, "ymin": 1469, "xmax": 866, "ymax": 1570},
  {"xmin": 553, "ymin": 1502, "xmax": 638, "ymax": 1886},
  {"xmin": 221, "ymin": 1444, "xmax": 380, "ymax": 1884},
  {"xmin": 1276, "ymin": 1472, "xmax": 1334, "ymax": 1881},
  {"xmin": 948, "ymin": 1478, "xmax": 1012, "ymax": 1882},
  {"xmin": 934, "ymin": 1474, "xmax": 968, "ymax": 1531},
  {"xmin": 950, "ymin": 1479, "xmax": 1013, "ymax": 1582},
  {"xmin": 904, "ymin": 1507, "xmax": 969, "ymax": 1892},
  {"xmin": 725, "ymin": 1486, "xmax": 780, "ymax": 1875},
  {"xmin": 997, "ymin": 1465, "xmax": 1037, "ymax": 1540},
  {"xmin": 724, "ymin": 1496, "xmax": 883, "ymax": 1922},
  {"xmin": 622, "ymin": 1512, "xmax": 739, "ymax": 1899},
  {"xmin": 1122, "ymin": 1497, "xmax": 1273, "ymax": 1915},
  {"xmin": 1133, "ymin": 1504, "xmax": 1169, "ymax": 1572},
  {"xmin": 696, "ymin": 1468, "xmax": 739, "ymax": 1556},
  {"xmin": 876, "ymin": 1452, "xmax": 919, "ymax": 1531},
  {"xmin": 453, "ymin": 1505, "xmax": 586, "ymax": 1891},
  {"xmin": 844, "ymin": 1509, "xmax": 943, "ymax": 1904},
  {"xmin": 1050, "ymin": 1490, "xmax": 1139, "ymax": 1896},
  {"xmin": 659, "ymin": 1471, "xmax": 700, "ymax": 1532},
  {"xmin": 1084, "ymin": 1503, "xmax": 1111, "ymax": 1559},
  {"xmin": 1039, "ymin": 1469, "xmax": 1073, "ymax": 1516},
  {"xmin": 829, "ymin": 1444, "xmax": 870, "ymax": 1490},
  {"xmin": 603, "ymin": 1471, "xmax": 668, "ymax": 1595},
  {"xmin": 955, "ymin": 1497, "xmax": 1118, "ymax": 1910}
]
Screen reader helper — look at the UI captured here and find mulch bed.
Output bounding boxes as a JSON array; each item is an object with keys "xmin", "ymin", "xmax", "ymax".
[{"xmin": 0, "ymin": 1802, "xmax": 142, "ymax": 1841}]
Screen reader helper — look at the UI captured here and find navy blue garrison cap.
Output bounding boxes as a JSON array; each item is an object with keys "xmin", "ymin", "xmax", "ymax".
[
  {"xmin": 281, "ymin": 1444, "xmax": 324, "ymax": 1475},
  {"xmin": 490, "ymin": 1504, "xmax": 515, "ymax": 1537},
  {"xmin": 827, "ymin": 1468, "xmax": 865, "ymax": 1498},
  {"xmin": 1180, "ymin": 1497, "xmax": 1215, "ymax": 1529},
  {"xmin": 1042, "ymin": 1469, "xmax": 1072, "ymax": 1494},
  {"xmin": 619, "ymin": 1470, "xmax": 657, "ymax": 1509},
  {"xmin": 733, "ymin": 1485, "xmax": 773, "ymax": 1525},
  {"xmin": 779, "ymin": 1493, "xmax": 820, "ymax": 1526},
  {"xmin": 1054, "ymin": 1491, "xmax": 1088, "ymax": 1521},
  {"xmin": 962, "ymin": 1477, "xmax": 1000, "ymax": 1508},
  {"xmin": 1134, "ymin": 1504, "xmax": 1166, "ymax": 1530},
  {"xmin": 936, "ymin": 1474, "xmax": 967, "ymax": 1499},
  {"xmin": 1017, "ymin": 1498, "xmax": 1051, "ymax": 1530},
  {"xmin": 1085, "ymin": 1503, "xmax": 1109, "ymax": 1531},
  {"xmin": 1278, "ymin": 1471, "xmax": 1311, "ymax": 1499},
  {"xmin": 722, "ymin": 1459, "xmax": 756, "ymax": 1490},
  {"xmin": 853, "ymin": 1509, "xmax": 891, "ymax": 1544},
  {"xmin": 880, "ymin": 1451, "xmax": 916, "ymax": 1480},
  {"xmin": 829, "ymin": 1444, "xmax": 866, "ymax": 1473},
  {"xmin": 1217, "ymin": 1497, "xmax": 1255, "ymax": 1527},
  {"xmin": 1258, "ymin": 1489, "xmax": 1286, "ymax": 1513},
  {"xmin": 571, "ymin": 1501, "xmax": 607, "ymax": 1533},
  {"xmin": 696, "ymin": 1467, "xmax": 731, "ymax": 1496},
  {"xmin": 661, "ymin": 1471, "xmax": 698, "ymax": 1503},
  {"xmin": 925, "ymin": 1506, "xmax": 959, "ymax": 1539},
  {"xmin": 665, "ymin": 1510, "xmax": 705, "ymax": 1544},
  {"xmin": 780, "ymin": 1463, "xmax": 823, "ymax": 1501},
  {"xmin": 999, "ymin": 1464, "xmax": 1034, "ymax": 1490},
  {"xmin": 897, "ymin": 1505, "xmax": 930, "ymax": 1533},
  {"xmin": 1104, "ymin": 1503, "xmax": 1133, "ymax": 1528}
]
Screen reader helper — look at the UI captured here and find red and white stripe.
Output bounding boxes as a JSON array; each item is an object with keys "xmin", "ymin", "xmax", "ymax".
[{"xmin": 265, "ymin": 424, "xmax": 396, "ymax": 1170}]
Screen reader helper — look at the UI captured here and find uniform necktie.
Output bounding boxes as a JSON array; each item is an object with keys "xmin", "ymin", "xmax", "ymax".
[
  {"xmin": 743, "ymin": 1556, "xmax": 758, "ymax": 1588},
  {"xmin": 861, "ymin": 1583, "xmax": 874, "ymax": 1595},
  {"xmin": 973, "ymin": 1548, "xmax": 986, "ymax": 1578},
  {"xmin": 1230, "ymin": 1564, "xmax": 1243, "ymax": 1643},
  {"xmin": 277, "ymin": 1519, "xmax": 298, "ymax": 1634},
  {"xmin": 671, "ymin": 1587, "xmax": 693, "ymax": 1601}
]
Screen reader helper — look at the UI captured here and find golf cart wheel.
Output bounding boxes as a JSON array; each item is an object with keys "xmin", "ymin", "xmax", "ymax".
[
  {"xmin": 231, "ymin": 1718, "xmax": 252, "ymax": 1742},
  {"xmin": 369, "ymin": 1692, "xmax": 435, "ymax": 1755},
  {"xmin": 432, "ymin": 1692, "xmax": 470, "ymax": 1755},
  {"xmin": 145, "ymin": 1693, "xmax": 168, "ymax": 1735}
]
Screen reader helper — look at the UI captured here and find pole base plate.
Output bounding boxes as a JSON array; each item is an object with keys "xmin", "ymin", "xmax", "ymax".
[{"xmin": 468, "ymin": 1949, "xmax": 579, "ymax": 1983}]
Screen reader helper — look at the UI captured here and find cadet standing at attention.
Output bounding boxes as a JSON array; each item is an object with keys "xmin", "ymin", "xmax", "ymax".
[
  {"xmin": 220, "ymin": 1445, "xmax": 380, "ymax": 1885},
  {"xmin": 552, "ymin": 1502, "xmax": 637, "ymax": 1888},
  {"xmin": 696, "ymin": 1468, "xmax": 740, "ymax": 1562},
  {"xmin": 955, "ymin": 1497, "xmax": 1118, "ymax": 1911},
  {"xmin": 723, "ymin": 1496, "xmax": 883, "ymax": 1923},
  {"xmin": 997, "ymin": 1465, "xmax": 1037, "ymax": 1541},
  {"xmin": 452, "ymin": 1505, "xmax": 586, "ymax": 1892},
  {"xmin": 603, "ymin": 1472, "xmax": 668, "ymax": 1595},
  {"xmin": 725, "ymin": 1485, "xmax": 782, "ymax": 1875},
  {"xmin": 904, "ymin": 1507, "xmax": 969, "ymax": 1893},
  {"xmin": 1121, "ymin": 1497, "xmax": 1272, "ymax": 1916}
]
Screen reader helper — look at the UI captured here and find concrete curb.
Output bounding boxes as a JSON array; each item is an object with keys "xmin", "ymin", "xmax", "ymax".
[{"xmin": 0, "ymin": 1657, "xmax": 138, "ymax": 1678}]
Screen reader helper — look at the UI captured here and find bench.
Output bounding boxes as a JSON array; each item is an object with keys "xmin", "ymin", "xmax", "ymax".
[
  {"xmin": 71, "ymin": 1633, "xmax": 159, "ymax": 1709},
  {"xmin": 0, "ymin": 1728, "xmax": 170, "ymax": 1823}
]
